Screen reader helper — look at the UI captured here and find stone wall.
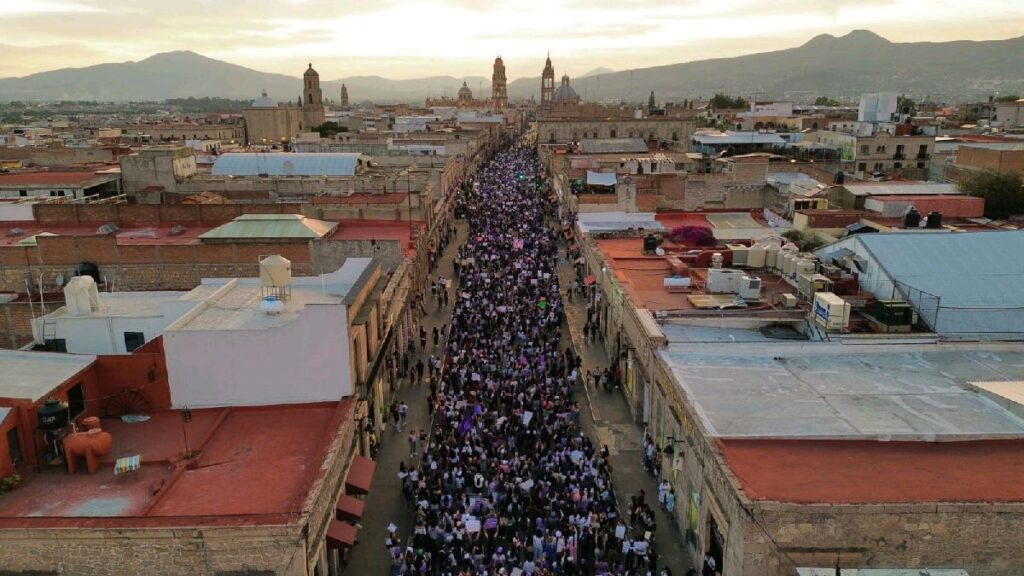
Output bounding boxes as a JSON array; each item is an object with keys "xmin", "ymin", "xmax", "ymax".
[{"xmin": 0, "ymin": 524, "xmax": 307, "ymax": 576}]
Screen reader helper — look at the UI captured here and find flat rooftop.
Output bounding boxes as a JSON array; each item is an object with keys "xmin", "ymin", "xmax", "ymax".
[
  {"xmin": 661, "ymin": 342, "xmax": 1024, "ymax": 440},
  {"xmin": 0, "ymin": 400, "xmax": 351, "ymax": 527},
  {"xmin": 721, "ymin": 438, "xmax": 1024, "ymax": 504},
  {"xmin": 168, "ymin": 257, "xmax": 373, "ymax": 332},
  {"xmin": 0, "ymin": 350, "xmax": 97, "ymax": 403},
  {"xmin": 41, "ymin": 291, "xmax": 189, "ymax": 320},
  {"xmin": 593, "ymin": 237, "xmax": 795, "ymax": 313}
]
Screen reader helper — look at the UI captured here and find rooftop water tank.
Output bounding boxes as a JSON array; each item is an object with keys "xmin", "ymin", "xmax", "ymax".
[
  {"xmin": 926, "ymin": 211, "xmax": 943, "ymax": 229},
  {"xmin": 710, "ymin": 253, "xmax": 724, "ymax": 269},
  {"xmin": 259, "ymin": 255, "xmax": 292, "ymax": 288},
  {"xmin": 904, "ymin": 207, "xmax": 921, "ymax": 228},
  {"xmin": 37, "ymin": 398, "xmax": 69, "ymax": 431}
]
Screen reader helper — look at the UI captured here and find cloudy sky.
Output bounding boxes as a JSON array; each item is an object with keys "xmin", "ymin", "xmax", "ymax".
[{"xmin": 2, "ymin": 0, "xmax": 1023, "ymax": 80}]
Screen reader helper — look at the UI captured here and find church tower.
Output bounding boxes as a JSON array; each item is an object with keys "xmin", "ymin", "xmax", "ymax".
[
  {"xmin": 340, "ymin": 83, "xmax": 349, "ymax": 108},
  {"xmin": 302, "ymin": 62, "xmax": 325, "ymax": 129},
  {"xmin": 491, "ymin": 56, "xmax": 507, "ymax": 110},
  {"xmin": 541, "ymin": 54, "xmax": 555, "ymax": 110}
]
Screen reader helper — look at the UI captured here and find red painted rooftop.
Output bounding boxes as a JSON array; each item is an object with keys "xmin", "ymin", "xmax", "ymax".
[
  {"xmin": 719, "ymin": 439, "xmax": 1024, "ymax": 504},
  {"xmin": 332, "ymin": 219, "xmax": 423, "ymax": 257},
  {"xmin": 0, "ymin": 399, "xmax": 353, "ymax": 528},
  {"xmin": 0, "ymin": 172, "xmax": 113, "ymax": 186}
]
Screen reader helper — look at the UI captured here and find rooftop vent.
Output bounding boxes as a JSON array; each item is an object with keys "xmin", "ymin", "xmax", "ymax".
[
  {"xmin": 96, "ymin": 223, "xmax": 119, "ymax": 235},
  {"xmin": 169, "ymin": 225, "xmax": 188, "ymax": 236},
  {"xmin": 7, "ymin": 228, "xmax": 23, "ymax": 237}
]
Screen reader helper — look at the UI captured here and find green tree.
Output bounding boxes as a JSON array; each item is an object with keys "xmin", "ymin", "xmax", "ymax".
[
  {"xmin": 709, "ymin": 93, "xmax": 749, "ymax": 110},
  {"xmin": 994, "ymin": 94, "xmax": 1020, "ymax": 103},
  {"xmin": 814, "ymin": 96, "xmax": 841, "ymax": 106},
  {"xmin": 896, "ymin": 94, "xmax": 917, "ymax": 116},
  {"xmin": 958, "ymin": 169, "xmax": 1024, "ymax": 219},
  {"xmin": 313, "ymin": 121, "xmax": 349, "ymax": 138}
]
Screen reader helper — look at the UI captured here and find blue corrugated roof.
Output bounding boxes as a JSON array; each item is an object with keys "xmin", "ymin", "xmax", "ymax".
[
  {"xmin": 857, "ymin": 231, "xmax": 1024, "ymax": 337},
  {"xmin": 210, "ymin": 153, "xmax": 360, "ymax": 177}
]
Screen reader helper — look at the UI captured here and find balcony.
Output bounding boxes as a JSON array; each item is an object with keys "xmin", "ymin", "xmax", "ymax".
[
  {"xmin": 916, "ymin": 153, "xmax": 931, "ymax": 160},
  {"xmin": 893, "ymin": 152, "xmax": 906, "ymax": 160}
]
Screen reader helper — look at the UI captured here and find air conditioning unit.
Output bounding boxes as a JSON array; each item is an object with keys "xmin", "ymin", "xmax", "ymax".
[
  {"xmin": 739, "ymin": 276, "xmax": 762, "ymax": 300},
  {"xmin": 780, "ymin": 293, "xmax": 798, "ymax": 308}
]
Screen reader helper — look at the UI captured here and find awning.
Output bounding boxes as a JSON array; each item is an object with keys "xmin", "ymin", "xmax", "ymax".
[
  {"xmin": 583, "ymin": 275, "xmax": 597, "ymax": 286},
  {"xmin": 336, "ymin": 495, "xmax": 365, "ymax": 521},
  {"xmin": 586, "ymin": 171, "xmax": 617, "ymax": 187},
  {"xmin": 345, "ymin": 454, "xmax": 376, "ymax": 495},
  {"xmin": 326, "ymin": 519, "xmax": 358, "ymax": 548}
]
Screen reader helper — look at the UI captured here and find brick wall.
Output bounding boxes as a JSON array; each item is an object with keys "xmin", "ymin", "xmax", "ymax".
[
  {"xmin": 31, "ymin": 203, "xmax": 308, "ymax": 226},
  {"xmin": 0, "ymin": 299, "xmax": 63, "ymax": 349}
]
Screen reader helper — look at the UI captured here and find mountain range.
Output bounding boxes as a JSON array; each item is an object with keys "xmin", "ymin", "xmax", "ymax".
[{"xmin": 1, "ymin": 31, "xmax": 1022, "ymax": 104}]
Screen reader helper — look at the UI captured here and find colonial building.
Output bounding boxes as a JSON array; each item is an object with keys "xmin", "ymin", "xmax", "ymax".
[{"xmin": 241, "ymin": 90, "xmax": 302, "ymax": 145}]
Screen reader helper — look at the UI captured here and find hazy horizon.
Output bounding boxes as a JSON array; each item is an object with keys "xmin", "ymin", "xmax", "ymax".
[{"xmin": 3, "ymin": 0, "xmax": 1024, "ymax": 81}]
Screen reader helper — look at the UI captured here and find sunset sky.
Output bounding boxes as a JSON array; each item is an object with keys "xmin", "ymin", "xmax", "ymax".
[{"xmin": 2, "ymin": 0, "xmax": 1023, "ymax": 80}]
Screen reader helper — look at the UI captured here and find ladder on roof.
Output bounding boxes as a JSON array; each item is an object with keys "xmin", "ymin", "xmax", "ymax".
[{"xmin": 41, "ymin": 318, "xmax": 57, "ymax": 346}]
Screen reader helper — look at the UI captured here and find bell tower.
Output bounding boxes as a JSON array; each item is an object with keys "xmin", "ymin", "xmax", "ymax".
[
  {"xmin": 491, "ymin": 56, "xmax": 507, "ymax": 110},
  {"xmin": 541, "ymin": 53, "xmax": 555, "ymax": 110},
  {"xmin": 302, "ymin": 62, "xmax": 325, "ymax": 129},
  {"xmin": 340, "ymin": 83, "xmax": 349, "ymax": 108}
]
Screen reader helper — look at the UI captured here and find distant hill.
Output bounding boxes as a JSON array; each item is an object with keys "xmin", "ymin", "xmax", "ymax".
[
  {"xmin": 0, "ymin": 50, "xmax": 488, "ymax": 104},
  {"xmin": 579, "ymin": 67, "xmax": 615, "ymax": 78},
  {"xmin": 507, "ymin": 30, "xmax": 1024, "ymax": 103},
  {"xmin": 2, "ymin": 31, "xmax": 1022, "ymax": 103}
]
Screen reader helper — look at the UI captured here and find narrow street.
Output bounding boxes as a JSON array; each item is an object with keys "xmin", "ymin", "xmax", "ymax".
[{"xmin": 347, "ymin": 142, "xmax": 694, "ymax": 575}]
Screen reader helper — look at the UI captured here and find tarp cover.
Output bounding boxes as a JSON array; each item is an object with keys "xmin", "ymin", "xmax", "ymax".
[{"xmin": 586, "ymin": 171, "xmax": 617, "ymax": 187}]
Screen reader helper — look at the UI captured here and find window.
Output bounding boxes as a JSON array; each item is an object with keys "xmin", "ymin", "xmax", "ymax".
[
  {"xmin": 859, "ymin": 145, "xmax": 869, "ymax": 154},
  {"xmin": 917, "ymin": 162, "xmax": 926, "ymax": 169},
  {"xmin": 610, "ymin": 129, "xmax": 616, "ymax": 138},
  {"xmin": 6, "ymin": 427, "xmax": 20, "ymax": 466},
  {"xmin": 18, "ymin": 190, "xmax": 26, "ymax": 197},
  {"xmin": 875, "ymin": 145, "xmax": 886, "ymax": 153},
  {"xmin": 894, "ymin": 162, "xmax": 902, "ymax": 169},
  {"xmin": 124, "ymin": 332, "xmax": 145, "ymax": 352},
  {"xmin": 874, "ymin": 162, "xmax": 884, "ymax": 171},
  {"xmin": 67, "ymin": 382, "xmax": 85, "ymax": 418},
  {"xmin": 857, "ymin": 163, "xmax": 867, "ymax": 172}
]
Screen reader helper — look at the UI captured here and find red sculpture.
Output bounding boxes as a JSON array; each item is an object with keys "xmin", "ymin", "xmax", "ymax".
[{"xmin": 63, "ymin": 420, "xmax": 112, "ymax": 475}]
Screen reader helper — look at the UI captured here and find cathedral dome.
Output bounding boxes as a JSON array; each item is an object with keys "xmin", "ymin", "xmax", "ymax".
[
  {"xmin": 552, "ymin": 74, "xmax": 579, "ymax": 103},
  {"xmin": 251, "ymin": 90, "xmax": 276, "ymax": 108},
  {"xmin": 458, "ymin": 81, "xmax": 473, "ymax": 99},
  {"xmin": 304, "ymin": 62, "xmax": 319, "ymax": 77}
]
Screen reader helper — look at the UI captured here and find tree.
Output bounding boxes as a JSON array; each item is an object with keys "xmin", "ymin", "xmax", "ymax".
[
  {"xmin": 814, "ymin": 96, "xmax": 841, "ymax": 106},
  {"xmin": 781, "ymin": 229, "xmax": 824, "ymax": 252},
  {"xmin": 958, "ymin": 169, "xmax": 1024, "ymax": 219},
  {"xmin": 313, "ymin": 122, "xmax": 349, "ymax": 138},
  {"xmin": 994, "ymin": 94, "xmax": 1020, "ymax": 103},
  {"xmin": 896, "ymin": 94, "xmax": 917, "ymax": 116},
  {"xmin": 709, "ymin": 93, "xmax": 748, "ymax": 110}
]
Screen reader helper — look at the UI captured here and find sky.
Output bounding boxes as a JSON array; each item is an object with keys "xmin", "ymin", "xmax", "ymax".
[{"xmin": 2, "ymin": 0, "xmax": 1023, "ymax": 80}]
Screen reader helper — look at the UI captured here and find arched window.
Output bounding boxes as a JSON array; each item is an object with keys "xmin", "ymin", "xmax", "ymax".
[{"xmin": 308, "ymin": 94, "xmax": 313, "ymax": 104}]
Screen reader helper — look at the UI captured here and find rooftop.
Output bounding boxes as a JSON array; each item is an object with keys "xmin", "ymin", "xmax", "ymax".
[
  {"xmin": 167, "ymin": 257, "xmax": 373, "ymax": 332},
  {"xmin": 0, "ymin": 223, "xmax": 213, "ymax": 246},
  {"xmin": 578, "ymin": 138, "xmax": 648, "ymax": 154},
  {"xmin": 0, "ymin": 401, "xmax": 351, "ymax": 527},
  {"xmin": 210, "ymin": 153, "xmax": 362, "ymax": 177},
  {"xmin": 818, "ymin": 231, "xmax": 1024, "ymax": 336},
  {"xmin": 692, "ymin": 131, "xmax": 786, "ymax": 146},
  {"xmin": 843, "ymin": 182, "xmax": 960, "ymax": 197},
  {"xmin": 721, "ymin": 438, "xmax": 1024, "ymax": 504},
  {"xmin": 0, "ymin": 350, "xmax": 97, "ymax": 403},
  {"xmin": 0, "ymin": 171, "xmax": 117, "ymax": 187},
  {"xmin": 661, "ymin": 342, "xmax": 1024, "ymax": 440},
  {"xmin": 198, "ymin": 213, "xmax": 337, "ymax": 241}
]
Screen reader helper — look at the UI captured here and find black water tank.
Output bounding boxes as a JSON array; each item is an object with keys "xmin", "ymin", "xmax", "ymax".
[
  {"xmin": 74, "ymin": 261, "xmax": 100, "ymax": 284},
  {"xmin": 37, "ymin": 398, "xmax": 69, "ymax": 431},
  {"xmin": 926, "ymin": 211, "xmax": 943, "ymax": 229},
  {"xmin": 642, "ymin": 234, "xmax": 661, "ymax": 253},
  {"xmin": 904, "ymin": 207, "xmax": 921, "ymax": 228}
]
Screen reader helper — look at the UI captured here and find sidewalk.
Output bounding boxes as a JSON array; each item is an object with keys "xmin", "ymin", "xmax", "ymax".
[
  {"xmin": 554, "ymin": 235, "xmax": 696, "ymax": 575},
  {"xmin": 344, "ymin": 221, "xmax": 467, "ymax": 574}
]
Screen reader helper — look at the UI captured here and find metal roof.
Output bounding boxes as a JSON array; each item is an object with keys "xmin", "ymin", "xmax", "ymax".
[
  {"xmin": 210, "ymin": 153, "xmax": 361, "ymax": 177},
  {"xmin": 0, "ymin": 350, "xmax": 97, "ymax": 402},
  {"xmin": 692, "ymin": 132, "xmax": 785, "ymax": 146},
  {"xmin": 576, "ymin": 211, "xmax": 665, "ymax": 233},
  {"xmin": 856, "ymin": 231, "xmax": 1024, "ymax": 337},
  {"xmin": 578, "ymin": 138, "xmax": 648, "ymax": 154},
  {"xmin": 199, "ymin": 214, "xmax": 337, "ymax": 241}
]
